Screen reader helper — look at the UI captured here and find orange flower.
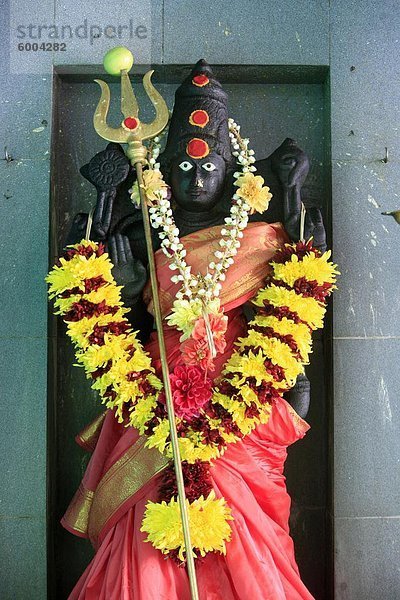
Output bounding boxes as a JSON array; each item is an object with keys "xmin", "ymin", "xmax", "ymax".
[
  {"xmin": 192, "ymin": 313, "xmax": 228, "ymax": 354},
  {"xmin": 181, "ymin": 338, "xmax": 215, "ymax": 371}
]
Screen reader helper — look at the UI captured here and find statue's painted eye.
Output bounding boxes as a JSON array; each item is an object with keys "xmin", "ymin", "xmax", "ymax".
[
  {"xmin": 202, "ymin": 162, "xmax": 216, "ymax": 172},
  {"xmin": 179, "ymin": 161, "xmax": 194, "ymax": 172}
]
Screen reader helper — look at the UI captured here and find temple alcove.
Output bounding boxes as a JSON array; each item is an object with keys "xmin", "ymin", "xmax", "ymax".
[{"xmin": 49, "ymin": 63, "xmax": 331, "ymax": 599}]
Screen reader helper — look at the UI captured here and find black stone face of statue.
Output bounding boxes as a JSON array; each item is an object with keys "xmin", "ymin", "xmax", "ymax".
[{"xmin": 169, "ymin": 151, "xmax": 227, "ymax": 212}]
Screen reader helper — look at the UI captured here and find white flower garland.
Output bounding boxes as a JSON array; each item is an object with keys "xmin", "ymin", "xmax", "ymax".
[
  {"xmin": 130, "ymin": 119, "xmax": 272, "ymax": 361},
  {"xmin": 149, "ymin": 121, "xmax": 258, "ymax": 296}
]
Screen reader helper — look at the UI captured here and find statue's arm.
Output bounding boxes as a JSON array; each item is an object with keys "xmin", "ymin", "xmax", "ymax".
[
  {"xmin": 66, "ymin": 143, "xmax": 151, "ymax": 337},
  {"xmin": 257, "ymin": 138, "xmax": 329, "ymax": 420},
  {"xmin": 268, "ymin": 138, "xmax": 327, "ymax": 252},
  {"xmin": 107, "ymin": 232, "xmax": 152, "ymax": 341}
]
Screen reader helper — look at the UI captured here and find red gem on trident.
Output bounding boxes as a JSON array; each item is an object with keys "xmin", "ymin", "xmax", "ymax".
[{"xmin": 123, "ymin": 117, "xmax": 138, "ymax": 130}]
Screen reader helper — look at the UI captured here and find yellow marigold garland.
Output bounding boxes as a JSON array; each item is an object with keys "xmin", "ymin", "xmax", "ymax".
[
  {"xmin": 141, "ymin": 491, "xmax": 233, "ymax": 561},
  {"xmin": 47, "ymin": 237, "xmax": 338, "ymax": 561},
  {"xmin": 46, "ymin": 240, "xmax": 163, "ymax": 425}
]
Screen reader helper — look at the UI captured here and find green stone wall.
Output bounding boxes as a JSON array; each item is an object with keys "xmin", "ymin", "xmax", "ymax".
[{"xmin": 1, "ymin": 2, "xmax": 399, "ymax": 599}]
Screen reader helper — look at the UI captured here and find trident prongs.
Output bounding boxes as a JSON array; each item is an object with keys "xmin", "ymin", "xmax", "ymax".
[
  {"xmin": 141, "ymin": 71, "xmax": 170, "ymax": 141},
  {"xmin": 93, "ymin": 69, "xmax": 169, "ymax": 164},
  {"xmin": 93, "ymin": 79, "xmax": 128, "ymax": 144},
  {"xmin": 121, "ymin": 70, "xmax": 138, "ymax": 118}
]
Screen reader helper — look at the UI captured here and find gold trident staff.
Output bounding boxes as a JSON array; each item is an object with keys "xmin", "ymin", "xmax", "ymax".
[{"xmin": 93, "ymin": 47, "xmax": 199, "ymax": 600}]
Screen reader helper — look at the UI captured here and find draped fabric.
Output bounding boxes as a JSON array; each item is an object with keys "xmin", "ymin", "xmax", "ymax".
[{"xmin": 63, "ymin": 222, "xmax": 314, "ymax": 599}]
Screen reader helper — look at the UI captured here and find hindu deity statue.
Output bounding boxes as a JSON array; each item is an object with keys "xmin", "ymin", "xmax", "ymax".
[
  {"xmin": 67, "ymin": 59, "xmax": 326, "ymax": 419},
  {"xmin": 52, "ymin": 58, "xmax": 334, "ymax": 600}
]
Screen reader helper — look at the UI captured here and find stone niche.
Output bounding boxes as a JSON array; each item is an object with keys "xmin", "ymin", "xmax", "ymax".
[{"xmin": 48, "ymin": 63, "xmax": 331, "ymax": 599}]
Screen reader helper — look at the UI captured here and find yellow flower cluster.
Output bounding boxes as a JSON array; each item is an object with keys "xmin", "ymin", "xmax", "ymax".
[
  {"xmin": 48, "ymin": 239, "xmax": 337, "ymax": 562},
  {"xmin": 253, "ymin": 285, "xmax": 326, "ymax": 329},
  {"xmin": 145, "ymin": 420, "xmax": 222, "ymax": 463},
  {"xmin": 234, "ymin": 172, "xmax": 272, "ymax": 214},
  {"xmin": 253, "ymin": 315, "xmax": 312, "ymax": 362},
  {"xmin": 217, "ymin": 245, "xmax": 338, "ymax": 432},
  {"xmin": 141, "ymin": 491, "xmax": 233, "ymax": 561},
  {"xmin": 47, "ymin": 247, "xmax": 115, "ymax": 302},
  {"xmin": 46, "ymin": 240, "xmax": 162, "ymax": 424},
  {"xmin": 130, "ymin": 169, "xmax": 169, "ymax": 207},
  {"xmin": 213, "ymin": 389, "xmax": 273, "ymax": 436},
  {"xmin": 165, "ymin": 298, "xmax": 222, "ymax": 341},
  {"xmin": 272, "ymin": 250, "xmax": 338, "ymax": 287}
]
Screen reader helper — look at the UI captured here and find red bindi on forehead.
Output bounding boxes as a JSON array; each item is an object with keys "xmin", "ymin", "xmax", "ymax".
[{"xmin": 186, "ymin": 138, "xmax": 210, "ymax": 159}]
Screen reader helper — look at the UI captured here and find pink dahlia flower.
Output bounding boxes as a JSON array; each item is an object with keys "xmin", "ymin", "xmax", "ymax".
[{"xmin": 169, "ymin": 364, "xmax": 212, "ymax": 419}]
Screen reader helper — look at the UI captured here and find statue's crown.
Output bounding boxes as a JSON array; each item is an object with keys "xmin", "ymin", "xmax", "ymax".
[{"xmin": 162, "ymin": 59, "xmax": 232, "ymax": 165}]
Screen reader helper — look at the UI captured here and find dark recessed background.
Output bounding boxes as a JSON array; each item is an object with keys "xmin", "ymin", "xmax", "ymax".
[{"xmin": 49, "ymin": 64, "xmax": 331, "ymax": 599}]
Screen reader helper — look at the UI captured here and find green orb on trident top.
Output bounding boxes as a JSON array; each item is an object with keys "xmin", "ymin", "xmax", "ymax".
[
  {"xmin": 103, "ymin": 46, "xmax": 134, "ymax": 76},
  {"xmin": 94, "ymin": 47, "xmax": 169, "ymax": 163}
]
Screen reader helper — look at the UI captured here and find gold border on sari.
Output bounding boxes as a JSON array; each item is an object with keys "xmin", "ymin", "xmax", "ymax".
[
  {"xmin": 286, "ymin": 404, "xmax": 310, "ymax": 435},
  {"xmin": 62, "ymin": 483, "xmax": 95, "ymax": 535},
  {"xmin": 88, "ymin": 436, "xmax": 169, "ymax": 544},
  {"xmin": 76, "ymin": 410, "xmax": 107, "ymax": 452}
]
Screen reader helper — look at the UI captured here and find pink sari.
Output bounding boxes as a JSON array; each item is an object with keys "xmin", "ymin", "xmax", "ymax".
[{"xmin": 63, "ymin": 222, "xmax": 313, "ymax": 600}]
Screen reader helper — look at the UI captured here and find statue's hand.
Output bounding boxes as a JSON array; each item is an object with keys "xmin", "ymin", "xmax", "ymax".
[
  {"xmin": 271, "ymin": 138, "xmax": 309, "ymax": 189},
  {"xmin": 285, "ymin": 373, "xmax": 310, "ymax": 420},
  {"xmin": 304, "ymin": 207, "xmax": 327, "ymax": 253},
  {"xmin": 80, "ymin": 143, "xmax": 131, "ymax": 241},
  {"xmin": 65, "ymin": 212, "xmax": 88, "ymax": 246},
  {"xmin": 107, "ymin": 233, "xmax": 147, "ymax": 301},
  {"xmin": 91, "ymin": 190, "xmax": 116, "ymax": 241}
]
